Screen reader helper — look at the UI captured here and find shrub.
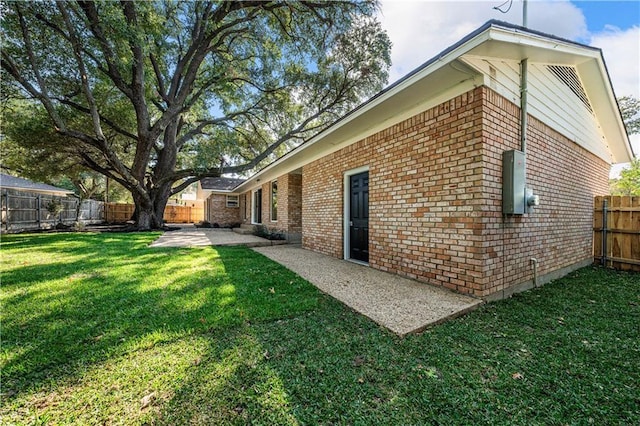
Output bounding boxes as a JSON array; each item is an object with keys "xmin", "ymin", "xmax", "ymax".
[
  {"xmin": 253, "ymin": 225, "xmax": 285, "ymax": 240},
  {"xmin": 46, "ymin": 199, "xmax": 64, "ymax": 218}
]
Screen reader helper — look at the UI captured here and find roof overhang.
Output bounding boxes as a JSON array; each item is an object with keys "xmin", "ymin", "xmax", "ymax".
[
  {"xmin": 234, "ymin": 21, "xmax": 632, "ymax": 193},
  {"xmin": 464, "ymin": 24, "xmax": 633, "ymax": 164}
]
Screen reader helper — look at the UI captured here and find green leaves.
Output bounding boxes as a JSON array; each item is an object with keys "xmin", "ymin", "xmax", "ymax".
[
  {"xmin": 619, "ymin": 95, "xmax": 640, "ymax": 136},
  {"xmin": 2, "ymin": 0, "xmax": 391, "ymax": 229}
]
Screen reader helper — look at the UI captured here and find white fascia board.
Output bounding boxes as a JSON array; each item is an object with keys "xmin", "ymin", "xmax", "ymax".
[
  {"xmin": 207, "ymin": 190, "xmax": 236, "ymax": 194},
  {"xmin": 486, "ymin": 26, "xmax": 601, "ymax": 60},
  {"xmin": 577, "ymin": 54, "xmax": 634, "ymax": 164}
]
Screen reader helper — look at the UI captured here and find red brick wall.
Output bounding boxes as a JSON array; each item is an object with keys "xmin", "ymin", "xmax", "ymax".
[
  {"xmin": 283, "ymin": 173, "xmax": 302, "ymax": 234},
  {"xmin": 206, "ymin": 194, "xmax": 240, "ymax": 227},
  {"xmin": 239, "ymin": 173, "xmax": 302, "ymax": 239},
  {"xmin": 302, "ymin": 86, "xmax": 609, "ymax": 298},
  {"xmin": 262, "ymin": 182, "xmax": 272, "ymax": 224},
  {"xmin": 239, "ymin": 192, "xmax": 250, "ymax": 223},
  {"xmin": 480, "ymin": 88, "xmax": 609, "ymax": 297}
]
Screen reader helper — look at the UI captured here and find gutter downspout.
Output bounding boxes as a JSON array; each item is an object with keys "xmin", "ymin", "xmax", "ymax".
[
  {"xmin": 521, "ymin": 0, "xmax": 529, "ymax": 158},
  {"xmin": 520, "ymin": 58, "xmax": 528, "ymax": 167}
]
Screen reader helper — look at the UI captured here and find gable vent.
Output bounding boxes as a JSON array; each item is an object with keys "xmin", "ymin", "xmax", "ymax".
[{"xmin": 547, "ymin": 65, "xmax": 593, "ymax": 113}]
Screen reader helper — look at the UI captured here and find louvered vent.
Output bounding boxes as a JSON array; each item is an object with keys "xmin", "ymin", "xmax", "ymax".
[{"xmin": 547, "ymin": 65, "xmax": 593, "ymax": 113}]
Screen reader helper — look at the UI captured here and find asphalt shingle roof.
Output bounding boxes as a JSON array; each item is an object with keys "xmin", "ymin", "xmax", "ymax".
[
  {"xmin": 200, "ymin": 177, "xmax": 245, "ymax": 191},
  {"xmin": 0, "ymin": 173, "xmax": 74, "ymax": 195}
]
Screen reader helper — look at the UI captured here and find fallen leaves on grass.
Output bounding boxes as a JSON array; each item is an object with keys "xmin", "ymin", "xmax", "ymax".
[{"xmin": 140, "ymin": 392, "xmax": 156, "ymax": 410}]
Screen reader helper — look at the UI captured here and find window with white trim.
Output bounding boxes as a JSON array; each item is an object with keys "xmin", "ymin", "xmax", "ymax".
[{"xmin": 226, "ymin": 195, "xmax": 239, "ymax": 208}]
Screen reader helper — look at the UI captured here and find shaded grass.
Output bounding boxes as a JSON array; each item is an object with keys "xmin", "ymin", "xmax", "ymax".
[{"xmin": 1, "ymin": 233, "xmax": 638, "ymax": 425}]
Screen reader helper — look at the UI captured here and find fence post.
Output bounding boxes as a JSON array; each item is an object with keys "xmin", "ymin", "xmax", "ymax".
[
  {"xmin": 2, "ymin": 190, "xmax": 8, "ymax": 231},
  {"xmin": 601, "ymin": 197, "xmax": 608, "ymax": 267},
  {"xmin": 36, "ymin": 194, "xmax": 41, "ymax": 229}
]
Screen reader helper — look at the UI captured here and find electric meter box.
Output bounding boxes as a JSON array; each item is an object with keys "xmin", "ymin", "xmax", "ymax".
[{"xmin": 503, "ymin": 150, "xmax": 525, "ymax": 214}]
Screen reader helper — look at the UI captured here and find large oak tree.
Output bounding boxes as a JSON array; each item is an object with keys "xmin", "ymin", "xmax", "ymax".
[{"xmin": 1, "ymin": 1, "xmax": 390, "ymax": 229}]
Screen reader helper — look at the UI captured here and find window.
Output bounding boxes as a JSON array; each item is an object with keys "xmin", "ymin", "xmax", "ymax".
[
  {"xmin": 226, "ymin": 195, "xmax": 239, "ymax": 208},
  {"xmin": 271, "ymin": 180, "xmax": 278, "ymax": 221},
  {"xmin": 252, "ymin": 189, "xmax": 262, "ymax": 224}
]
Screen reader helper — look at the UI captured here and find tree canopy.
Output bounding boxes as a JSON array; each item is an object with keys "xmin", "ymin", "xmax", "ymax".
[
  {"xmin": 1, "ymin": 1, "xmax": 391, "ymax": 229},
  {"xmin": 619, "ymin": 96, "xmax": 640, "ymax": 136},
  {"xmin": 610, "ymin": 95, "xmax": 640, "ymax": 196}
]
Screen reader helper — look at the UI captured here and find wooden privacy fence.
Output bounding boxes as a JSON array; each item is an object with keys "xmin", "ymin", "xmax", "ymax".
[
  {"xmin": 105, "ymin": 203, "xmax": 204, "ymax": 223},
  {"xmin": 104, "ymin": 203, "xmax": 135, "ymax": 223},
  {"xmin": 593, "ymin": 196, "xmax": 640, "ymax": 272},
  {"xmin": 1, "ymin": 189, "xmax": 104, "ymax": 232}
]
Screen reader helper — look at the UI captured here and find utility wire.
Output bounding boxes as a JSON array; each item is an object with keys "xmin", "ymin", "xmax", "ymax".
[{"xmin": 493, "ymin": 0, "xmax": 513, "ymax": 14}]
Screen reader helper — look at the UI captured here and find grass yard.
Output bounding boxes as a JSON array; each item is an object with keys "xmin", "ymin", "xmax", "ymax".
[{"xmin": 1, "ymin": 233, "xmax": 638, "ymax": 425}]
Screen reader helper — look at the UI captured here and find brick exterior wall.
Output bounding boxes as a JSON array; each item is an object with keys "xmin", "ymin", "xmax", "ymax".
[
  {"xmin": 239, "ymin": 192, "xmax": 250, "ymax": 223},
  {"xmin": 302, "ymin": 86, "xmax": 609, "ymax": 298},
  {"xmin": 276, "ymin": 173, "xmax": 302, "ymax": 236},
  {"xmin": 206, "ymin": 193, "xmax": 241, "ymax": 227},
  {"xmin": 240, "ymin": 190, "xmax": 253, "ymax": 225},
  {"xmin": 239, "ymin": 173, "xmax": 302, "ymax": 241},
  {"xmin": 480, "ymin": 88, "xmax": 609, "ymax": 297}
]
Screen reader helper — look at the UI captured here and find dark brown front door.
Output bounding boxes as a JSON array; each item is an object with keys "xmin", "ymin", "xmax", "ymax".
[{"xmin": 349, "ymin": 172, "xmax": 369, "ymax": 262}]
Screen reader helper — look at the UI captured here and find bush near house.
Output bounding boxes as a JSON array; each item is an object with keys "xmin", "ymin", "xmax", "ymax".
[{"xmin": 253, "ymin": 224, "xmax": 286, "ymax": 240}]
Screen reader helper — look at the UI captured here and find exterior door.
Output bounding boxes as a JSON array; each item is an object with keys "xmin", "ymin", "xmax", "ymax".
[{"xmin": 349, "ymin": 172, "xmax": 369, "ymax": 262}]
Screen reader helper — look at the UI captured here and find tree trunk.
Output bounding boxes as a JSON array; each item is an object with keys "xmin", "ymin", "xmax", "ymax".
[
  {"xmin": 131, "ymin": 183, "xmax": 172, "ymax": 230},
  {"xmin": 132, "ymin": 192, "xmax": 156, "ymax": 230},
  {"xmin": 152, "ymin": 186, "xmax": 171, "ymax": 228},
  {"xmin": 75, "ymin": 197, "xmax": 83, "ymax": 222}
]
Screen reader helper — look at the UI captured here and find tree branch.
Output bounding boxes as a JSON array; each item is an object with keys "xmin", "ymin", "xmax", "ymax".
[
  {"xmin": 54, "ymin": 97, "xmax": 138, "ymax": 141},
  {"xmin": 57, "ymin": 1, "xmax": 107, "ymax": 142},
  {"xmin": 77, "ymin": 0, "xmax": 133, "ymax": 99}
]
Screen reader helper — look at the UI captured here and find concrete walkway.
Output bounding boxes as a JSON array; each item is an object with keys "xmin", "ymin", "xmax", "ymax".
[
  {"xmin": 253, "ymin": 245, "xmax": 483, "ymax": 336},
  {"xmin": 149, "ymin": 225, "xmax": 279, "ymax": 248}
]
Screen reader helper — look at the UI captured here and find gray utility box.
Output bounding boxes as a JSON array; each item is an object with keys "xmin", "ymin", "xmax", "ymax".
[{"xmin": 503, "ymin": 150, "xmax": 525, "ymax": 214}]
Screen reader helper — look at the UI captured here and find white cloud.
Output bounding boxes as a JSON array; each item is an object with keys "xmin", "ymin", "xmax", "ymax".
[
  {"xmin": 589, "ymin": 26, "xmax": 639, "ymax": 160},
  {"xmin": 589, "ymin": 25, "xmax": 640, "ymax": 98},
  {"xmin": 378, "ymin": 0, "xmax": 587, "ymax": 82}
]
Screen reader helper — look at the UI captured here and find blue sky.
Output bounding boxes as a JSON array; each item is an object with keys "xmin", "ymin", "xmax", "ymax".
[
  {"xmin": 377, "ymin": 0, "xmax": 639, "ymax": 166},
  {"xmin": 577, "ymin": 1, "xmax": 639, "ymax": 33}
]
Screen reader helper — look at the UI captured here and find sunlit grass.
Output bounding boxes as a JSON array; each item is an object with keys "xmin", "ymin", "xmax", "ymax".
[
  {"xmin": 1, "ymin": 232, "xmax": 638, "ymax": 425},
  {"xmin": 1, "ymin": 232, "xmax": 319, "ymax": 425}
]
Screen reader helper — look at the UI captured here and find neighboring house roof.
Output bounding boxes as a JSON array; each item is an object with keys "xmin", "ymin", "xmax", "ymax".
[
  {"xmin": 0, "ymin": 173, "xmax": 74, "ymax": 195},
  {"xmin": 200, "ymin": 177, "xmax": 246, "ymax": 192},
  {"xmin": 234, "ymin": 19, "xmax": 633, "ymax": 194}
]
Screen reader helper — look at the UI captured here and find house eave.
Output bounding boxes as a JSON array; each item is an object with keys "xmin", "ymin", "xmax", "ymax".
[
  {"xmin": 234, "ymin": 21, "xmax": 632, "ymax": 193},
  {"xmin": 0, "ymin": 186, "xmax": 74, "ymax": 196}
]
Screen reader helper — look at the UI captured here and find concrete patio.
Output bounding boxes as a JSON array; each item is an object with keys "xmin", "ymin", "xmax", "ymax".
[
  {"xmin": 253, "ymin": 245, "xmax": 483, "ymax": 336},
  {"xmin": 149, "ymin": 224, "xmax": 283, "ymax": 248},
  {"xmin": 149, "ymin": 226, "xmax": 484, "ymax": 335}
]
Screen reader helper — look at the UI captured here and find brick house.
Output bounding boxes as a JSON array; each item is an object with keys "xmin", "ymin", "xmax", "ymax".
[
  {"xmin": 202, "ymin": 21, "xmax": 633, "ymax": 300},
  {"xmin": 198, "ymin": 177, "xmax": 246, "ymax": 227}
]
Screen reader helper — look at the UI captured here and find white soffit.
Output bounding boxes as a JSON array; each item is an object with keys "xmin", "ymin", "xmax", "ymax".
[{"xmin": 481, "ymin": 27, "xmax": 631, "ymax": 163}]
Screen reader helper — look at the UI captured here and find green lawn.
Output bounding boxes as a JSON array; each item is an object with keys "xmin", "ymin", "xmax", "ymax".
[{"xmin": 1, "ymin": 233, "xmax": 638, "ymax": 425}]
